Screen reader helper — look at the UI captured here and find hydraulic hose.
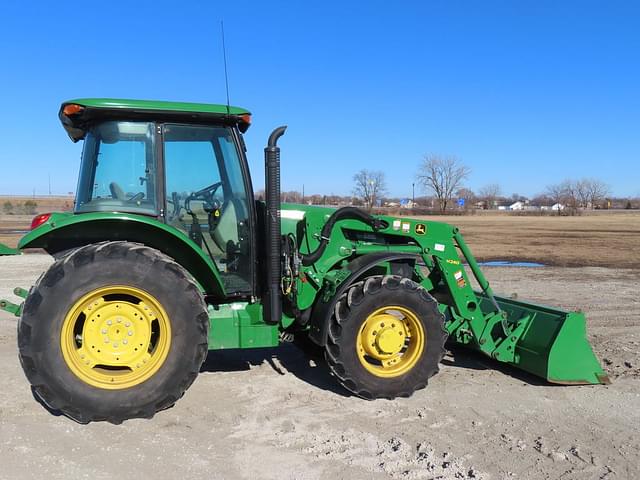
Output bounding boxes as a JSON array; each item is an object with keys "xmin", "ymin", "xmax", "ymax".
[{"xmin": 300, "ymin": 207, "xmax": 387, "ymax": 266}]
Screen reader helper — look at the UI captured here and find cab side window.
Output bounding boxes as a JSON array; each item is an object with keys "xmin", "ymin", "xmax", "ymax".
[{"xmin": 163, "ymin": 124, "xmax": 252, "ymax": 295}]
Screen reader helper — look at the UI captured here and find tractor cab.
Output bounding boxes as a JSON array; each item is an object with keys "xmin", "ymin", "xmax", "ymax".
[{"xmin": 62, "ymin": 99, "xmax": 256, "ymax": 295}]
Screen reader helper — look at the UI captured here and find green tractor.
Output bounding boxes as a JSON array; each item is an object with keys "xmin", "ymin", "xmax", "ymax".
[{"xmin": 0, "ymin": 99, "xmax": 608, "ymax": 424}]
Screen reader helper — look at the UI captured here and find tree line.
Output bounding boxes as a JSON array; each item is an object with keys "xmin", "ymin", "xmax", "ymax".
[{"xmin": 253, "ymin": 155, "xmax": 633, "ymax": 213}]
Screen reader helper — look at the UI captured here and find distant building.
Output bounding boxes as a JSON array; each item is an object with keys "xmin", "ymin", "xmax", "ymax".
[
  {"xmin": 509, "ymin": 201, "xmax": 525, "ymax": 211},
  {"xmin": 551, "ymin": 203, "xmax": 565, "ymax": 211}
]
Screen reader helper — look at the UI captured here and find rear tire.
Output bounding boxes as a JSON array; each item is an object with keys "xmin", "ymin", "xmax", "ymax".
[
  {"xmin": 18, "ymin": 241, "xmax": 209, "ymax": 424},
  {"xmin": 325, "ymin": 275, "xmax": 447, "ymax": 399}
]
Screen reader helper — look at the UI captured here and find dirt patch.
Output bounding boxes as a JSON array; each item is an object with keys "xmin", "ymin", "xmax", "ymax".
[{"xmin": 0, "ymin": 254, "xmax": 638, "ymax": 479}]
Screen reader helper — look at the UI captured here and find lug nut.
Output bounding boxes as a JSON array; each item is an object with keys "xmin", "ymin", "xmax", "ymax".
[
  {"xmin": 107, "ymin": 320, "xmax": 112, "ymax": 325},
  {"xmin": 128, "ymin": 330, "xmax": 133, "ymax": 336},
  {"xmin": 122, "ymin": 339, "xmax": 128, "ymax": 345},
  {"xmin": 125, "ymin": 322, "xmax": 131, "ymax": 327},
  {"xmin": 117, "ymin": 318, "xmax": 122, "ymax": 323},
  {"xmin": 113, "ymin": 343, "xmax": 118, "ymax": 348},
  {"xmin": 101, "ymin": 329, "xmax": 107, "ymax": 334}
]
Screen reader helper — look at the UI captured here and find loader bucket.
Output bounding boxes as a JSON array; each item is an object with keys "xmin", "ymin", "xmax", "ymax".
[
  {"xmin": 477, "ymin": 294, "xmax": 610, "ymax": 385},
  {"xmin": 0, "ymin": 243, "xmax": 20, "ymax": 255}
]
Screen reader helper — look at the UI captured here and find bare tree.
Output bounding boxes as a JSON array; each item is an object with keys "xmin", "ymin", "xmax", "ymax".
[
  {"xmin": 353, "ymin": 169, "xmax": 387, "ymax": 210},
  {"xmin": 417, "ymin": 155, "xmax": 470, "ymax": 213},
  {"xmin": 562, "ymin": 180, "xmax": 579, "ymax": 213},
  {"xmin": 550, "ymin": 178, "xmax": 610, "ymax": 211},
  {"xmin": 282, "ymin": 190, "xmax": 303, "ymax": 203},
  {"xmin": 545, "ymin": 182, "xmax": 567, "ymax": 215},
  {"xmin": 546, "ymin": 180, "xmax": 579, "ymax": 215},
  {"xmin": 575, "ymin": 179, "xmax": 590, "ymax": 208},
  {"xmin": 478, "ymin": 183, "xmax": 501, "ymax": 209},
  {"xmin": 585, "ymin": 179, "xmax": 610, "ymax": 209}
]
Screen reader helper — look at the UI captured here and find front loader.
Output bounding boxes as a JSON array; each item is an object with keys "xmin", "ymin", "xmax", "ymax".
[{"xmin": 0, "ymin": 99, "xmax": 608, "ymax": 423}]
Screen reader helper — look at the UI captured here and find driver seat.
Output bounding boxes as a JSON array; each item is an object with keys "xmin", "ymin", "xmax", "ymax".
[
  {"xmin": 211, "ymin": 200, "xmax": 239, "ymax": 248},
  {"xmin": 109, "ymin": 182, "xmax": 126, "ymax": 200}
]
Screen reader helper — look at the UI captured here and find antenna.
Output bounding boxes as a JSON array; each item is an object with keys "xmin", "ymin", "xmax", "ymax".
[{"xmin": 221, "ymin": 20, "xmax": 231, "ymax": 115}]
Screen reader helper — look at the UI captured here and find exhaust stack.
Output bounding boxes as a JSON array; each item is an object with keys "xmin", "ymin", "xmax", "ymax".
[{"xmin": 264, "ymin": 126, "xmax": 287, "ymax": 324}]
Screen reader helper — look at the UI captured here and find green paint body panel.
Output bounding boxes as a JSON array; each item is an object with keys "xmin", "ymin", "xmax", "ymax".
[
  {"xmin": 0, "ymin": 243, "xmax": 20, "ymax": 255},
  {"xmin": 208, "ymin": 303, "xmax": 279, "ymax": 349},
  {"xmin": 18, "ymin": 211, "xmax": 226, "ymax": 298},
  {"xmin": 64, "ymin": 98, "xmax": 250, "ymax": 116}
]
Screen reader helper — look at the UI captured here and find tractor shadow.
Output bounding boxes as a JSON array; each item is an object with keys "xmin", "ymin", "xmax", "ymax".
[
  {"xmin": 442, "ymin": 345, "xmax": 548, "ymax": 386},
  {"xmin": 200, "ymin": 343, "xmax": 351, "ymax": 397}
]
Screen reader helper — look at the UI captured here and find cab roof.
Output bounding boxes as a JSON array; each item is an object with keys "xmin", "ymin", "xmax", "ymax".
[{"xmin": 59, "ymin": 98, "xmax": 252, "ymax": 142}]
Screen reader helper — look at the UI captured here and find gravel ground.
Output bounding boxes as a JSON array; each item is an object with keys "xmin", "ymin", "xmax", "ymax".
[{"xmin": 0, "ymin": 254, "xmax": 638, "ymax": 480}]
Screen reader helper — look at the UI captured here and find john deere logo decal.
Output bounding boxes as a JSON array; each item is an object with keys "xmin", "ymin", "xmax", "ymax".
[{"xmin": 415, "ymin": 223, "xmax": 426, "ymax": 235}]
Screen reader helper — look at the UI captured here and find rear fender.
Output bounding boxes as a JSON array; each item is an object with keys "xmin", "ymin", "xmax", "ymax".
[
  {"xmin": 19, "ymin": 212, "xmax": 225, "ymax": 299},
  {"xmin": 308, "ymin": 253, "xmax": 420, "ymax": 346}
]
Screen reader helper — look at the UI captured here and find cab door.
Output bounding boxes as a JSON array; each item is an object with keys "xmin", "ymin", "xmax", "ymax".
[{"xmin": 162, "ymin": 124, "xmax": 254, "ymax": 296}]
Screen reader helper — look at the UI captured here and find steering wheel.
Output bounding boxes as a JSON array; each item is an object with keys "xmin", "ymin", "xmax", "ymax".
[
  {"xmin": 128, "ymin": 192, "xmax": 145, "ymax": 203},
  {"xmin": 186, "ymin": 181, "xmax": 223, "ymax": 213},
  {"xmin": 191, "ymin": 182, "xmax": 222, "ymax": 201}
]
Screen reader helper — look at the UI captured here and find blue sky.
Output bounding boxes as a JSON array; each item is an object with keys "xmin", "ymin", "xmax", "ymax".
[{"xmin": 0, "ymin": 1, "xmax": 638, "ymax": 198}]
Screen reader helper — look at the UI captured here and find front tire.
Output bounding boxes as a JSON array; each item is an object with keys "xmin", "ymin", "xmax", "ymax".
[
  {"xmin": 325, "ymin": 275, "xmax": 447, "ymax": 399},
  {"xmin": 18, "ymin": 241, "xmax": 209, "ymax": 424}
]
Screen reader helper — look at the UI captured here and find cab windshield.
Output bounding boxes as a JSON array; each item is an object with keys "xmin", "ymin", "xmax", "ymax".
[{"xmin": 75, "ymin": 121, "xmax": 158, "ymax": 215}]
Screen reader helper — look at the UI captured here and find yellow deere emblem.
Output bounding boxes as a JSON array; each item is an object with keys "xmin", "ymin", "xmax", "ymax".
[{"xmin": 415, "ymin": 223, "xmax": 426, "ymax": 235}]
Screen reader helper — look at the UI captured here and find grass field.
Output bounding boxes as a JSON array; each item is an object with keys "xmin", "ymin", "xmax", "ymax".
[
  {"xmin": 1, "ymin": 198, "xmax": 638, "ymax": 269},
  {"xmin": 412, "ymin": 210, "xmax": 640, "ymax": 269},
  {"xmin": 0, "ymin": 196, "xmax": 73, "ymax": 247}
]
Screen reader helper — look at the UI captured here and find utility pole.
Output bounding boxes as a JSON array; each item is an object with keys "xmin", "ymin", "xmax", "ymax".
[
  {"xmin": 48, "ymin": 173, "xmax": 51, "ymax": 195},
  {"xmin": 412, "ymin": 182, "xmax": 415, "ymax": 205},
  {"xmin": 302, "ymin": 184, "xmax": 305, "ymax": 204}
]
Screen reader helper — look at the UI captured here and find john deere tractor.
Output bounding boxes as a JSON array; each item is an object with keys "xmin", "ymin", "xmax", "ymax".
[{"xmin": 0, "ymin": 99, "xmax": 608, "ymax": 424}]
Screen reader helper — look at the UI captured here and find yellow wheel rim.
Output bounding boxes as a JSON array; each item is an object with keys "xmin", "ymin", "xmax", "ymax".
[
  {"xmin": 356, "ymin": 305, "xmax": 425, "ymax": 378},
  {"xmin": 60, "ymin": 286, "xmax": 171, "ymax": 390}
]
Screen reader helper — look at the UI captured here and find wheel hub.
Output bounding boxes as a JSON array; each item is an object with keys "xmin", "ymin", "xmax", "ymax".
[
  {"xmin": 83, "ymin": 298, "xmax": 155, "ymax": 367},
  {"xmin": 356, "ymin": 306, "xmax": 425, "ymax": 378},
  {"xmin": 361, "ymin": 313, "xmax": 408, "ymax": 357},
  {"xmin": 60, "ymin": 286, "xmax": 171, "ymax": 389}
]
